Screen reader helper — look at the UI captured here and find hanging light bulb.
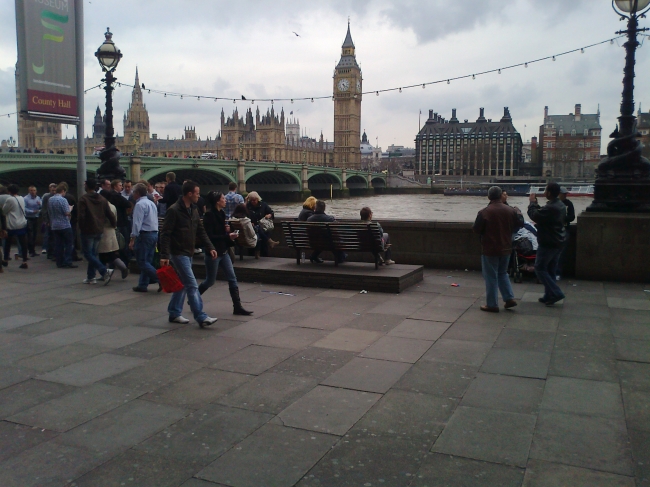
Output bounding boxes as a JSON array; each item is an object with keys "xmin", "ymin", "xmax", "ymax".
[
  {"xmin": 311, "ymin": 98, "xmax": 314, "ymax": 103},
  {"xmin": 180, "ymin": 95, "xmax": 183, "ymax": 99},
  {"xmin": 251, "ymin": 99, "xmax": 254, "ymax": 104},
  {"xmin": 271, "ymin": 99, "xmax": 274, "ymax": 104},
  {"xmin": 233, "ymin": 99, "xmax": 236, "ymax": 104},
  {"xmin": 291, "ymin": 99, "xmax": 294, "ymax": 104},
  {"xmin": 164, "ymin": 93, "xmax": 167, "ymax": 97},
  {"xmin": 214, "ymin": 98, "xmax": 217, "ymax": 102},
  {"xmin": 472, "ymin": 74, "xmax": 475, "ymax": 80},
  {"xmin": 422, "ymin": 84, "xmax": 425, "ymax": 89},
  {"xmin": 148, "ymin": 89, "xmax": 150, "ymax": 94},
  {"xmin": 376, "ymin": 91, "xmax": 379, "ymax": 96},
  {"xmin": 197, "ymin": 96, "xmax": 200, "ymax": 101},
  {"xmin": 447, "ymin": 79, "xmax": 450, "ymax": 84},
  {"xmin": 610, "ymin": 39, "xmax": 614, "ymax": 44},
  {"xmin": 580, "ymin": 48, "xmax": 584, "ymax": 53},
  {"xmin": 552, "ymin": 56, "xmax": 556, "ymax": 61},
  {"xmin": 399, "ymin": 87, "xmax": 402, "ymax": 93},
  {"xmin": 498, "ymin": 69, "xmax": 501, "ymax": 74},
  {"xmin": 524, "ymin": 63, "xmax": 528, "ymax": 68}
]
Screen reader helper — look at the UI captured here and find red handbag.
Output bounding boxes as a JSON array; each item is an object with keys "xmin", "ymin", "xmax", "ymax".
[{"xmin": 156, "ymin": 265, "xmax": 184, "ymax": 293}]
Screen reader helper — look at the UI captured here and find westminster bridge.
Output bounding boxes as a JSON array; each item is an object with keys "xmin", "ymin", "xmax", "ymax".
[{"xmin": 0, "ymin": 153, "xmax": 387, "ymax": 199}]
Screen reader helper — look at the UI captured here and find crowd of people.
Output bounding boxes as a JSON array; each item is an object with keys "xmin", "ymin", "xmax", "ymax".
[{"xmin": 473, "ymin": 182, "xmax": 574, "ymax": 312}]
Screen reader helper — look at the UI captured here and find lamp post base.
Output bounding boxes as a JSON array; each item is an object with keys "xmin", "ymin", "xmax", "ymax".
[{"xmin": 586, "ymin": 179, "xmax": 650, "ymax": 213}]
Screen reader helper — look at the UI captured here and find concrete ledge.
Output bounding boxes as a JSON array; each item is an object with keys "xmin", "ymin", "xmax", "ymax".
[
  {"xmin": 193, "ymin": 257, "xmax": 424, "ymax": 293},
  {"xmin": 576, "ymin": 211, "xmax": 650, "ymax": 282}
]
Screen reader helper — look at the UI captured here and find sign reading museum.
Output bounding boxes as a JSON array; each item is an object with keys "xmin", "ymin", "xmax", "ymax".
[{"xmin": 16, "ymin": 0, "xmax": 79, "ymax": 123}]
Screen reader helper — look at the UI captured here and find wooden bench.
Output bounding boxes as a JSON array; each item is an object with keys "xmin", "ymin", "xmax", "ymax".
[
  {"xmin": 282, "ymin": 221, "xmax": 385, "ymax": 269},
  {"xmin": 228, "ymin": 220, "xmax": 257, "ymax": 260}
]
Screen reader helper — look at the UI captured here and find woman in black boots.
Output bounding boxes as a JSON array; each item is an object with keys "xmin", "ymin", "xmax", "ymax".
[{"xmin": 199, "ymin": 191, "xmax": 252, "ymax": 316}]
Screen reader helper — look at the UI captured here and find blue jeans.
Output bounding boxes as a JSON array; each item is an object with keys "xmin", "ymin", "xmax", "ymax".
[
  {"xmin": 535, "ymin": 246, "xmax": 564, "ymax": 300},
  {"xmin": 135, "ymin": 231, "xmax": 159, "ymax": 289},
  {"xmin": 168, "ymin": 255, "xmax": 207, "ymax": 323},
  {"xmin": 201, "ymin": 251, "xmax": 237, "ymax": 291},
  {"xmin": 481, "ymin": 254, "xmax": 515, "ymax": 308},
  {"xmin": 53, "ymin": 227, "xmax": 74, "ymax": 267},
  {"xmin": 81, "ymin": 233, "xmax": 106, "ymax": 279}
]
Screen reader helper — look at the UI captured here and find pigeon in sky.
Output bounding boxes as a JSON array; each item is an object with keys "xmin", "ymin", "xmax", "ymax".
[
  {"xmin": 292, "ymin": 32, "xmax": 300, "ymax": 37},
  {"xmin": 141, "ymin": 83, "xmax": 145, "ymax": 89}
]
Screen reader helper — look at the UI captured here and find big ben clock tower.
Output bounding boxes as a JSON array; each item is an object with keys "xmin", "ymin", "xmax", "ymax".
[{"xmin": 333, "ymin": 21, "xmax": 362, "ymax": 169}]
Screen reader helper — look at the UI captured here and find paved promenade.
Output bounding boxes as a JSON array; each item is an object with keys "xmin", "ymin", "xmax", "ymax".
[{"xmin": 0, "ymin": 257, "xmax": 648, "ymax": 487}]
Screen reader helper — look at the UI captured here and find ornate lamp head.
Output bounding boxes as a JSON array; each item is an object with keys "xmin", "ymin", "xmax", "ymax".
[
  {"xmin": 613, "ymin": 0, "xmax": 650, "ymax": 17},
  {"xmin": 95, "ymin": 28, "xmax": 123, "ymax": 73}
]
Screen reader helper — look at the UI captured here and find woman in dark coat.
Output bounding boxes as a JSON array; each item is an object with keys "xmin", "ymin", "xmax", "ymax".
[
  {"xmin": 199, "ymin": 191, "xmax": 252, "ymax": 315},
  {"xmin": 245, "ymin": 191, "xmax": 278, "ymax": 256},
  {"xmin": 298, "ymin": 196, "xmax": 316, "ymax": 221}
]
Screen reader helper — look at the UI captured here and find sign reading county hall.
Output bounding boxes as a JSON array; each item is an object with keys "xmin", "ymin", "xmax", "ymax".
[{"xmin": 15, "ymin": 0, "xmax": 79, "ymax": 122}]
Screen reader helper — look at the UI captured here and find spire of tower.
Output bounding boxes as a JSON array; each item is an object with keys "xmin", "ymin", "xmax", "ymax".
[
  {"xmin": 135, "ymin": 66, "xmax": 139, "ymax": 86},
  {"xmin": 342, "ymin": 19, "xmax": 355, "ymax": 48}
]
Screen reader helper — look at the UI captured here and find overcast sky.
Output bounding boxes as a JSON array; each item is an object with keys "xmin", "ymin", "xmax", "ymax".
[{"xmin": 1, "ymin": 0, "xmax": 649, "ymax": 150}]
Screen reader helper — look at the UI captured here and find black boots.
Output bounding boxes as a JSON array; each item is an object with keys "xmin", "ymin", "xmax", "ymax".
[
  {"xmin": 198, "ymin": 282, "xmax": 208, "ymax": 295},
  {"xmin": 230, "ymin": 287, "xmax": 253, "ymax": 315}
]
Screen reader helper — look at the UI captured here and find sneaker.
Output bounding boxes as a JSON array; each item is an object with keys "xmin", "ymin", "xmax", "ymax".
[
  {"xmin": 545, "ymin": 294, "xmax": 566, "ymax": 306},
  {"xmin": 555, "ymin": 275, "xmax": 561, "ymax": 281},
  {"xmin": 169, "ymin": 316, "xmax": 190, "ymax": 324},
  {"xmin": 41, "ymin": 249, "xmax": 47, "ymax": 254},
  {"xmin": 83, "ymin": 278, "xmax": 97, "ymax": 284},
  {"xmin": 132, "ymin": 286, "xmax": 148, "ymax": 293},
  {"xmin": 103, "ymin": 269, "xmax": 114, "ymax": 286},
  {"xmin": 199, "ymin": 316, "xmax": 218, "ymax": 328},
  {"xmin": 384, "ymin": 259, "xmax": 395, "ymax": 265},
  {"xmin": 19, "ymin": 262, "xmax": 28, "ymax": 269}
]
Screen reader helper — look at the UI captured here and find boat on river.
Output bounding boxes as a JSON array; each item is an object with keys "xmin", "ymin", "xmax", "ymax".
[
  {"xmin": 527, "ymin": 184, "xmax": 594, "ymax": 197},
  {"xmin": 444, "ymin": 182, "xmax": 532, "ymax": 197}
]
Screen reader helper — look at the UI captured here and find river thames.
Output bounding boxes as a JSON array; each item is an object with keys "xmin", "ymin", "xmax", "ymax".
[{"xmin": 271, "ymin": 194, "xmax": 593, "ymax": 222}]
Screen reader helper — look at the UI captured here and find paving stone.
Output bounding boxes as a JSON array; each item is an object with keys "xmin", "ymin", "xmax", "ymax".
[
  {"xmin": 0, "ymin": 365, "xmax": 37, "ymax": 389},
  {"xmin": 440, "ymin": 321, "xmax": 504, "ymax": 343},
  {"xmin": 69, "ymin": 448, "xmax": 196, "ymax": 487},
  {"xmin": 217, "ymin": 372, "xmax": 318, "ymax": 414},
  {"xmin": 312, "ymin": 328, "xmax": 383, "ymax": 352},
  {"xmin": 55, "ymin": 399, "xmax": 188, "ymax": 456},
  {"xmin": 359, "ymin": 336, "xmax": 433, "ymax": 363},
  {"xmin": 506, "ymin": 315, "xmax": 559, "ymax": 333},
  {"xmin": 0, "ymin": 379, "xmax": 76, "ymax": 419},
  {"xmin": 460, "ymin": 373, "xmax": 545, "ymax": 415},
  {"xmin": 82, "ymin": 326, "xmax": 166, "ymax": 349},
  {"xmin": 0, "ymin": 421, "xmax": 59, "ymax": 463},
  {"xmin": 562, "ymin": 303, "xmax": 611, "ymax": 319},
  {"xmin": 0, "ymin": 332, "xmax": 28, "ymax": 346},
  {"xmin": 453, "ymin": 308, "xmax": 513, "ymax": 326},
  {"xmin": 616, "ymin": 338, "xmax": 650, "ymax": 362},
  {"xmin": 257, "ymin": 326, "xmax": 329, "ymax": 349},
  {"xmin": 549, "ymin": 350, "xmax": 619, "ymax": 382},
  {"xmin": 294, "ymin": 311, "xmax": 357, "ymax": 330},
  {"xmin": 618, "ymin": 361, "xmax": 650, "ymax": 392},
  {"xmin": 432, "ymin": 405, "xmax": 536, "ymax": 467},
  {"xmin": 37, "ymin": 353, "xmax": 147, "ymax": 387},
  {"xmin": 428, "ymin": 295, "xmax": 478, "ymax": 309},
  {"xmin": 555, "ymin": 331, "xmax": 617, "ymax": 356},
  {"xmin": 113, "ymin": 335, "xmax": 193, "ymax": 359},
  {"xmin": 31, "ymin": 323, "xmax": 118, "ymax": 348},
  {"xmin": 355, "ymin": 390, "xmax": 457, "ymax": 439},
  {"xmin": 529, "ymin": 410, "xmax": 633, "ymax": 476},
  {"xmin": 0, "ymin": 315, "xmax": 47, "ymax": 332},
  {"xmin": 409, "ymin": 305, "xmax": 466, "ymax": 323},
  {"xmin": 622, "ymin": 390, "xmax": 650, "ymax": 432},
  {"xmin": 480, "ymin": 349, "xmax": 551, "ymax": 379},
  {"xmin": 343, "ymin": 312, "xmax": 406, "ymax": 332},
  {"xmin": 275, "ymin": 385, "xmax": 380, "ymax": 436},
  {"xmin": 522, "ymin": 458, "xmax": 635, "ymax": 487},
  {"xmin": 217, "ymin": 319, "xmax": 291, "ymax": 340},
  {"xmin": 75, "ymin": 290, "xmax": 141, "ymax": 306},
  {"xmin": 494, "ymin": 329, "xmax": 556, "ymax": 353},
  {"xmin": 610, "ymin": 309, "xmax": 650, "ymax": 325},
  {"xmin": 212, "ymin": 345, "xmax": 296, "ymax": 375},
  {"xmin": 297, "ymin": 430, "xmax": 431, "ymax": 487},
  {"xmin": 369, "ymin": 296, "xmax": 429, "ymax": 316},
  {"xmin": 612, "ymin": 323, "xmax": 650, "ymax": 340},
  {"xmin": 143, "ymin": 368, "xmax": 251, "ymax": 409},
  {"xmin": 394, "ymin": 361, "xmax": 478, "ymax": 398},
  {"xmin": 0, "ymin": 440, "xmax": 104, "ymax": 487},
  {"xmin": 171, "ymin": 336, "xmax": 252, "ymax": 363},
  {"xmin": 101, "ymin": 356, "xmax": 204, "ymax": 392},
  {"xmin": 558, "ymin": 316, "xmax": 611, "ymax": 334},
  {"xmin": 541, "ymin": 376, "xmax": 624, "ymax": 419},
  {"xmin": 14, "ymin": 343, "xmax": 109, "ymax": 373},
  {"xmin": 421, "ymin": 339, "xmax": 492, "ymax": 367},
  {"xmin": 136, "ymin": 404, "xmax": 272, "ymax": 467},
  {"xmin": 179, "ymin": 480, "xmax": 230, "ymax": 487},
  {"xmin": 628, "ymin": 428, "xmax": 650, "ymax": 487},
  {"xmin": 0, "ymin": 340, "xmax": 59, "ymax": 366},
  {"xmin": 268, "ymin": 346, "xmax": 357, "ymax": 381},
  {"xmin": 197, "ymin": 424, "xmax": 338, "ymax": 487},
  {"xmin": 387, "ymin": 319, "xmax": 450, "ymax": 341},
  {"xmin": 410, "ymin": 453, "xmax": 525, "ymax": 487},
  {"xmin": 321, "ymin": 357, "xmax": 411, "ymax": 393},
  {"xmin": 607, "ymin": 297, "xmax": 650, "ymax": 311},
  {"xmin": 8, "ymin": 383, "xmax": 142, "ymax": 432}
]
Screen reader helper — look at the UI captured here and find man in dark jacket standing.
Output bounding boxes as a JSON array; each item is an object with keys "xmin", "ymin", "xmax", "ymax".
[
  {"xmin": 160, "ymin": 180, "xmax": 218, "ymax": 328},
  {"xmin": 556, "ymin": 186, "xmax": 575, "ymax": 280},
  {"xmin": 161, "ymin": 172, "xmax": 182, "ymax": 207},
  {"xmin": 78, "ymin": 179, "xmax": 117, "ymax": 285},
  {"xmin": 473, "ymin": 186, "xmax": 524, "ymax": 312},
  {"xmin": 528, "ymin": 182, "xmax": 567, "ymax": 305}
]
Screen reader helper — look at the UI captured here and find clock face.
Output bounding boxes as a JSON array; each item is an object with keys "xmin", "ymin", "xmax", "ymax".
[
  {"xmin": 337, "ymin": 79, "xmax": 350, "ymax": 92},
  {"xmin": 356, "ymin": 80, "xmax": 361, "ymax": 92}
]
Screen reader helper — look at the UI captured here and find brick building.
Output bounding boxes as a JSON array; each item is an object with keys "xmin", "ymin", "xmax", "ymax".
[
  {"xmin": 638, "ymin": 107, "xmax": 650, "ymax": 160},
  {"xmin": 538, "ymin": 104, "xmax": 602, "ymax": 179}
]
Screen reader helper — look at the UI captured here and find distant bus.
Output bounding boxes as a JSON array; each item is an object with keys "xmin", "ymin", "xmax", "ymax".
[{"xmin": 200, "ymin": 153, "xmax": 217, "ymax": 159}]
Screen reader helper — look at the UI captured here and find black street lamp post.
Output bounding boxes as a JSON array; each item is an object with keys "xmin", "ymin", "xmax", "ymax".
[
  {"xmin": 588, "ymin": 0, "xmax": 650, "ymax": 212},
  {"xmin": 95, "ymin": 28, "xmax": 126, "ymax": 182}
]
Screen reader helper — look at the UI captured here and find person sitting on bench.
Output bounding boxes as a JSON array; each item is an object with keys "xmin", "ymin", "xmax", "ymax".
[
  {"xmin": 307, "ymin": 200, "xmax": 345, "ymax": 264},
  {"xmin": 360, "ymin": 206, "xmax": 394, "ymax": 265},
  {"xmin": 231, "ymin": 203, "xmax": 258, "ymax": 257}
]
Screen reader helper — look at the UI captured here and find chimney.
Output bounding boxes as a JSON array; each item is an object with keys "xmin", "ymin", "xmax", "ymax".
[
  {"xmin": 450, "ymin": 108, "xmax": 458, "ymax": 123},
  {"xmin": 544, "ymin": 106, "xmax": 549, "ymax": 120},
  {"xmin": 574, "ymin": 104, "xmax": 581, "ymax": 121},
  {"xmin": 477, "ymin": 107, "xmax": 486, "ymax": 122},
  {"xmin": 429, "ymin": 109, "xmax": 433, "ymax": 119},
  {"xmin": 531, "ymin": 136, "xmax": 537, "ymax": 150}
]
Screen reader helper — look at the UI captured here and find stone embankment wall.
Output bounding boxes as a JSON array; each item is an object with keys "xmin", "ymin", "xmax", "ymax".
[{"xmin": 271, "ymin": 218, "xmax": 577, "ymax": 276}]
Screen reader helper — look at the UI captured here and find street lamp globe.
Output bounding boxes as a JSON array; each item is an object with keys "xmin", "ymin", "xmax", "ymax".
[
  {"xmin": 614, "ymin": 0, "xmax": 650, "ymax": 14},
  {"xmin": 95, "ymin": 28, "xmax": 122, "ymax": 72}
]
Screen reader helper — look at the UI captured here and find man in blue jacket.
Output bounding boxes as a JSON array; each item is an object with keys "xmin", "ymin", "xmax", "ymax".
[{"xmin": 528, "ymin": 182, "xmax": 566, "ymax": 306}]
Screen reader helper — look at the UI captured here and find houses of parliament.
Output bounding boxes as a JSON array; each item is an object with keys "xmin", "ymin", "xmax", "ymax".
[{"xmin": 14, "ymin": 24, "xmax": 363, "ymax": 169}]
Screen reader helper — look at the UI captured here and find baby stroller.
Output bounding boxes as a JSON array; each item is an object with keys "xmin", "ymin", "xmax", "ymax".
[{"xmin": 509, "ymin": 235, "xmax": 537, "ymax": 283}]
